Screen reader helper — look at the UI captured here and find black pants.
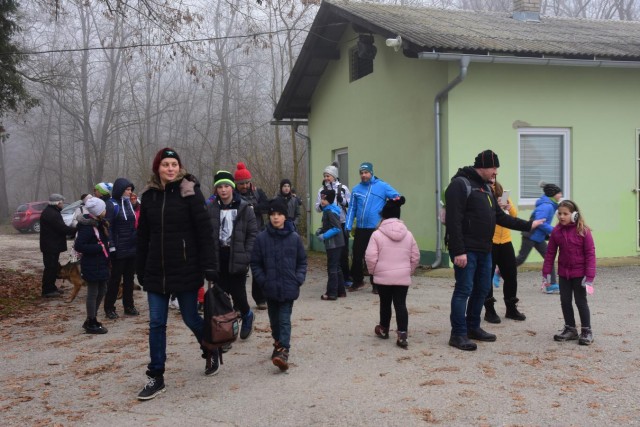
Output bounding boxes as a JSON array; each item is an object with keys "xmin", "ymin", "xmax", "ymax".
[
  {"xmin": 325, "ymin": 247, "xmax": 346, "ymax": 297},
  {"xmin": 104, "ymin": 256, "xmax": 135, "ymax": 312},
  {"xmin": 489, "ymin": 242, "xmax": 518, "ymax": 302},
  {"xmin": 219, "ymin": 271, "xmax": 250, "ymax": 316},
  {"xmin": 350, "ymin": 228, "xmax": 375, "ymax": 285},
  {"xmin": 42, "ymin": 252, "xmax": 61, "ymax": 294},
  {"xmin": 340, "ymin": 224, "xmax": 351, "ymax": 282},
  {"xmin": 377, "ymin": 285, "xmax": 409, "ymax": 332},
  {"xmin": 516, "ymin": 236, "xmax": 557, "ymax": 284},
  {"xmin": 559, "ymin": 276, "xmax": 591, "ymax": 328},
  {"xmin": 252, "ymin": 276, "xmax": 266, "ymax": 305}
]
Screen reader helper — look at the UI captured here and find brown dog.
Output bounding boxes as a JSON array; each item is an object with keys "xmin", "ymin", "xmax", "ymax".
[
  {"xmin": 57, "ymin": 261, "xmax": 86, "ymax": 302},
  {"xmin": 57, "ymin": 261, "xmax": 142, "ymax": 303}
]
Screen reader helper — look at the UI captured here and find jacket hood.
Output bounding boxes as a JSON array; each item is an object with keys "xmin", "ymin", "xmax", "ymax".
[
  {"xmin": 112, "ymin": 178, "xmax": 134, "ymax": 199},
  {"xmin": 535, "ymin": 195, "xmax": 556, "ymax": 208},
  {"xmin": 323, "ymin": 204, "xmax": 341, "ymax": 217},
  {"xmin": 77, "ymin": 214, "xmax": 99, "ymax": 227},
  {"xmin": 452, "ymin": 166, "xmax": 484, "ymax": 185},
  {"xmin": 377, "ymin": 218, "xmax": 409, "ymax": 242},
  {"xmin": 266, "ymin": 220, "xmax": 295, "ymax": 236}
]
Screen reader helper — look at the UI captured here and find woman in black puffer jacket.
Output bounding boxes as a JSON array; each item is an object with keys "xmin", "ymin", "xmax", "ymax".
[{"xmin": 136, "ymin": 147, "xmax": 217, "ymax": 401}]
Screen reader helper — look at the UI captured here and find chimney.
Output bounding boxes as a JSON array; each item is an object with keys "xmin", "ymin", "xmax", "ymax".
[{"xmin": 512, "ymin": 0, "xmax": 540, "ymax": 22}]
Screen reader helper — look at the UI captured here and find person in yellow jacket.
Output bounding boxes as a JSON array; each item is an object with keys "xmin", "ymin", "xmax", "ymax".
[{"xmin": 483, "ymin": 180, "xmax": 526, "ymax": 323}]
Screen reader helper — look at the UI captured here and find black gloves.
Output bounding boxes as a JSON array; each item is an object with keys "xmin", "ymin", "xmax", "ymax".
[{"xmin": 205, "ymin": 270, "xmax": 219, "ymax": 283}]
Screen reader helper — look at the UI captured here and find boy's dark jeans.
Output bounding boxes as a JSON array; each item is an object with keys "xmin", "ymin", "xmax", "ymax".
[
  {"xmin": 104, "ymin": 256, "xmax": 136, "ymax": 311},
  {"xmin": 267, "ymin": 299, "xmax": 294, "ymax": 349},
  {"xmin": 559, "ymin": 276, "xmax": 591, "ymax": 328},
  {"xmin": 326, "ymin": 247, "xmax": 345, "ymax": 297}
]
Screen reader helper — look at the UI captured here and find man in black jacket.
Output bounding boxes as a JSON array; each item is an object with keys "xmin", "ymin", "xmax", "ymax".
[
  {"xmin": 445, "ymin": 150, "xmax": 544, "ymax": 351},
  {"xmin": 39, "ymin": 193, "xmax": 76, "ymax": 297}
]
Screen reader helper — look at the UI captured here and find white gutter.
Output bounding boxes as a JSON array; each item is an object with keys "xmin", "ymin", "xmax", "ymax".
[
  {"xmin": 421, "ymin": 51, "xmax": 640, "ymax": 269},
  {"xmin": 419, "ymin": 52, "xmax": 640, "ymax": 68}
]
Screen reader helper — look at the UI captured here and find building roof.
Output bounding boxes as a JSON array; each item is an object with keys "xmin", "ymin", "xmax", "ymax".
[{"xmin": 274, "ymin": 0, "xmax": 640, "ymax": 120}]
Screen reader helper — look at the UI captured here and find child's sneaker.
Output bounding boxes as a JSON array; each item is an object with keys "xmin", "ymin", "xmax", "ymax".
[
  {"xmin": 554, "ymin": 325, "xmax": 578, "ymax": 341},
  {"xmin": 374, "ymin": 325, "xmax": 389, "ymax": 339},
  {"xmin": 240, "ymin": 310, "xmax": 254, "ymax": 339},
  {"xmin": 137, "ymin": 375, "xmax": 166, "ymax": 400},
  {"xmin": 272, "ymin": 346, "xmax": 289, "ymax": 371},
  {"xmin": 396, "ymin": 331, "xmax": 408, "ymax": 349},
  {"xmin": 544, "ymin": 283, "xmax": 560, "ymax": 294},
  {"xmin": 578, "ymin": 327, "xmax": 594, "ymax": 345},
  {"xmin": 204, "ymin": 351, "xmax": 220, "ymax": 376}
]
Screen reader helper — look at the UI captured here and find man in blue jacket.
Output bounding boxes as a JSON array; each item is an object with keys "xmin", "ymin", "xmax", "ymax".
[{"xmin": 345, "ymin": 162, "xmax": 400, "ymax": 293}]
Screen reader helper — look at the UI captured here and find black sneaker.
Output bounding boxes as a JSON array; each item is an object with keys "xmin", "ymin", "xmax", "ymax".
[
  {"xmin": 42, "ymin": 290, "xmax": 62, "ymax": 298},
  {"xmin": 467, "ymin": 327, "xmax": 497, "ymax": 342},
  {"xmin": 84, "ymin": 318, "xmax": 108, "ymax": 334},
  {"xmin": 137, "ymin": 376, "xmax": 166, "ymax": 401},
  {"xmin": 221, "ymin": 343, "xmax": 232, "ymax": 353},
  {"xmin": 124, "ymin": 306, "xmax": 140, "ymax": 316},
  {"xmin": 105, "ymin": 310, "xmax": 119, "ymax": 320},
  {"xmin": 205, "ymin": 351, "xmax": 220, "ymax": 376},
  {"xmin": 449, "ymin": 334, "xmax": 478, "ymax": 351}
]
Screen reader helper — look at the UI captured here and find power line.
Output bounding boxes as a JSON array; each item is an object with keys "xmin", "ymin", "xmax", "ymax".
[{"xmin": 4, "ymin": 28, "xmax": 311, "ymax": 56}]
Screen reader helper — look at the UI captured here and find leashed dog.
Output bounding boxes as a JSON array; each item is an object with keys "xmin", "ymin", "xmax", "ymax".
[{"xmin": 56, "ymin": 261, "xmax": 141, "ymax": 302}]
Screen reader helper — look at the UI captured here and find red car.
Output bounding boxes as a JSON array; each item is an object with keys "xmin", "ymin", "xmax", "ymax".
[{"xmin": 12, "ymin": 201, "xmax": 49, "ymax": 233}]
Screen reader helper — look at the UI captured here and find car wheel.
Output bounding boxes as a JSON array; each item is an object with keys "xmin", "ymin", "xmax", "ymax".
[{"xmin": 31, "ymin": 221, "xmax": 41, "ymax": 233}]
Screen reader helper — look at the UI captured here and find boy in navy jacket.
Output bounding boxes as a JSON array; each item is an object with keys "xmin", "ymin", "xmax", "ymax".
[{"xmin": 250, "ymin": 199, "xmax": 307, "ymax": 371}]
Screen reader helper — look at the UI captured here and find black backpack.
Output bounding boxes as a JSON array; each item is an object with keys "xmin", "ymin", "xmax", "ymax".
[{"xmin": 201, "ymin": 283, "xmax": 240, "ymax": 365}]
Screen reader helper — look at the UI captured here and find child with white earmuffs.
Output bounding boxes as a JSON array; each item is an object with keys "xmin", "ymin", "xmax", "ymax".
[{"xmin": 542, "ymin": 200, "xmax": 596, "ymax": 345}]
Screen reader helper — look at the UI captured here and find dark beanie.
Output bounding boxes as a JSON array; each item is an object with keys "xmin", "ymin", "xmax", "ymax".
[
  {"xmin": 320, "ymin": 189, "xmax": 336, "ymax": 204},
  {"xmin": 268, "ymin": 199, "xmax": 288, "ymax": 216},
  {"xmin": 280, "ymin": 178, "xmax": 292, "ymax": 190},
  {"xmin": 542, "ymin": 182, "xmax": 562, "ymax": 197},
  {"xmin": 473, "ymin": 150, "xmax": 500, "ymax": 168},
  {"xmin": 381, "ymin": 196, "xmax": 406, "ymax": 219},
  {"xmin": 214, "ymin": 170, "xmax": 235, "ymax": 188},
  {"xmin": 152, "ymin": 147, "xmax": 181, "ymax": 175}
]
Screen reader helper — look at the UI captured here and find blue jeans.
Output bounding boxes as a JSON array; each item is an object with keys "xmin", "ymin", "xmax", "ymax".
[
  {"xmin": 267, "ymin": 300, "xmax": 294, "ymax": 350},
  {"xmin": 450, "ymin": 251, "xmax": 492, "ymax": 336},
  {"xmin": 147, "ymin": 290, "xmax": 203, "ymax": 376}
]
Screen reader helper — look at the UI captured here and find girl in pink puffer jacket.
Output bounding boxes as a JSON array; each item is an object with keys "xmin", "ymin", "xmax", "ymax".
[
  {"xmin": 543, "ymin": 200, "xmax": 596, "ymax": 346},
  {"xmin": 365, "ymin": 197, "xmax": 419, "ymax": 349}
]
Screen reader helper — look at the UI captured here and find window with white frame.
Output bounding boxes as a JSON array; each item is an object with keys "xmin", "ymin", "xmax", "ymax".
[
  {"xmin": 334, "ymin": 148, "xmax": 349, "ymax": 187},
  {"xmin": 518, "ymin": 128, "xmax": 570, "ymax": 205}
]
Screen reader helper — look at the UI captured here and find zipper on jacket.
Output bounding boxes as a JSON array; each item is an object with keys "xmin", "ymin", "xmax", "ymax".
[
  {"xmin": 161, "ymin": 191, "xmax": 166, "ymax": 294},
  {"xmin": 183, "ymin": 239, "xmax": 186, "ymax": 261},
  {"xmin": 359, "ymin": 184, "xmax": 373, "ymax": 226}
]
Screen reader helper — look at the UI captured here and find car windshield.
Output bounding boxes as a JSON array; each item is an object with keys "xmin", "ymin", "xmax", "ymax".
[
  {"xmin": 16, "ymin": 204, "xmax": 27, "ymax": 213},
  {"xmin": 61, "ymin": 200, "xmax": 82, "ymax": 215}
]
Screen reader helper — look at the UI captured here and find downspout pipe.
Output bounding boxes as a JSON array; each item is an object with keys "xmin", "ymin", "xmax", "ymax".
[
  {"xmin": 430, "ymin": 55, "xmax": 470, "ymax": 269},
  {"xmin": 295, "ymin": 127, "xmax": 312, "ymax": 250}
]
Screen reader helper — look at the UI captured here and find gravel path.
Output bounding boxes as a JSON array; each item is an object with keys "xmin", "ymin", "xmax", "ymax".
[{"xmin": 1, "ymin": 233, "xmax": 639, "ymax": 426}]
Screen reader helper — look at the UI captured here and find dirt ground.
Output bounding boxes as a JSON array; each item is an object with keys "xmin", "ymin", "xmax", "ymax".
[{"xmin": 1, "ymin": 231, "xmax": 640, "ymax": 426}]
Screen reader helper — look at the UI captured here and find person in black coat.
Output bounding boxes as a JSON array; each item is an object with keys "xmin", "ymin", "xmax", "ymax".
[
  {"xmin": 75, "ymin": 197, "xmax": 110, "ymax": 334},
  {"xmin": 207, "ymin": 170, "xmax": 258, "ymax": 341},
  {"xmin": 103, "ymin": 177, "xmax": 139, "ymax": 319},
  {"xmin": 250, "ymin": 199, "xmax": 307, "ymax": 372},
  {"xmin": 136, "ymin": 148, "xmax": 217, "ymax": 401},
  {"xmin": 39, "ymin": 193, "xmax": 76, "ymax": 297}
]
